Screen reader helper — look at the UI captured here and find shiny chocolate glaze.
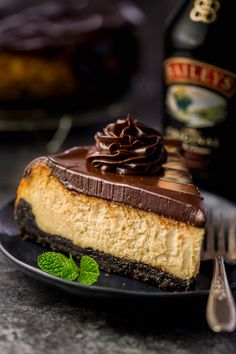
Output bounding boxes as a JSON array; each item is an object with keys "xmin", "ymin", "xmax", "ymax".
[
  {"xmin": 25, "ymin": 141, "xmax": 207, "ymax": 228},
  {"xmin": 87, "ymin": 115, "xmax": 167, "ymax": 175}
]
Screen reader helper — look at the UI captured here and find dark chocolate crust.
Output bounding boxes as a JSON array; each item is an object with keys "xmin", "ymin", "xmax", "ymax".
[{"xmin": 15, "ymin": 198, "xmax": 195, "ymax": 292}]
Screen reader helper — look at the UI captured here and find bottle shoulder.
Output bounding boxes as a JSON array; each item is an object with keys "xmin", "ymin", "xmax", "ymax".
[{"xmin": 164, "ymin": 1, "xmax": 235, "ymax": 72}]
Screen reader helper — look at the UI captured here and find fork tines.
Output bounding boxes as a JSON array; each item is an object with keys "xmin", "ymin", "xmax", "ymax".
[
  {"xmin": 227, "ymin": 215, "xmax": 236, "ymax": 263},
  {"xmin": 201, "ymin": 212, "xmax": 236, "ymax": 263}
]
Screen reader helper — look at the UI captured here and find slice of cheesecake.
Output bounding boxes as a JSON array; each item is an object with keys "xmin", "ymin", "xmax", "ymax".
[{"xmin": 15, "ymin": 116, "xmax": 206, "ymax": 291}]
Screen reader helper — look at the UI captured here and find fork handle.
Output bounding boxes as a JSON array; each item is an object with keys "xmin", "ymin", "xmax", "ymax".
[{"xmin": 206, "ymin": 256, "xmax": 236, "ymax": 332}]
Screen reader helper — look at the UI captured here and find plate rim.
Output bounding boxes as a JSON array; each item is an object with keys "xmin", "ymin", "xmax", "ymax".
[{"xmin": 1, "ymin": 198, "xmax": 236, "ymax": 299}]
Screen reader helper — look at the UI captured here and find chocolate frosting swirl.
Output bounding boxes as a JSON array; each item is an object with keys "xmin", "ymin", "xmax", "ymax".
[{"xmin": 86, "ymin": 114, "xmax": 167, "ymax": 175}]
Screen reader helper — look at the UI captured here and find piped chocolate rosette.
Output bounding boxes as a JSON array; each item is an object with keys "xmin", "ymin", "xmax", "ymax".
[{"xmin": 86, "ymin": 114, "xmax": 167, "ymax": 175}]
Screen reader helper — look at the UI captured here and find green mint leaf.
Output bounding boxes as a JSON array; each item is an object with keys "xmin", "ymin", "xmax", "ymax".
[
  {"xmin": 38, "ymin": 252, "xmax": 71, "ymax": 276},
  {"xmin": 62, "ymin": 255, "xmax": 79, "ymax": 280},
  {"xmin": 77, "ymin": 255, "xmax": 100, "ymax": 285},
  {"xmin": 37, "ymin": 252, "xmax": 100, "ymax": 285},
  {"xmin": 61, "ymin": 267, "xmax": 79, "ymax": 281},
  {"xmin": 37, "ymin": 252, "xmax": 79, "ymax": 280}
]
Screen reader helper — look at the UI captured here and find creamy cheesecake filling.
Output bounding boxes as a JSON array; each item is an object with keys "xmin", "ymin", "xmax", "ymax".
[{"xmin": 16, "ymin": 163, "xmax": 204, "ymax": 280}]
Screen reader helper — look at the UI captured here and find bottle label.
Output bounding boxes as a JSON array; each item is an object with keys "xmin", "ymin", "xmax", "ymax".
[
  {"xmin": 190, "ymin": 0, "xmax": 220, "ymax": 24},
  {"xmin": 164, "ymin": 57, "xmax": 236, "ymax": 175},
  {"xmin": 166, "ymin": 84, "xmax": 227, "ymax": 128},
  {"xmin": 164, "ymin": 57, "xmax": 236, "ymax": 98}
]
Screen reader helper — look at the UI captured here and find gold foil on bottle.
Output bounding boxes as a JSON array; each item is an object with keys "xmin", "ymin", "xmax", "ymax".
[{"xmin": 190, "ymin": 0, "xmax": 220, "ymax": 24}]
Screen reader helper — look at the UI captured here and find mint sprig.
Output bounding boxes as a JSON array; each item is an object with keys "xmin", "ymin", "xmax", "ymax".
[
  {"xmin": 37, "ymin": 252, "xmax": 100, "ymax": 285},
  {"xmin": 78, "ymin": 255, "xmax": 100, "ymax": 285}
]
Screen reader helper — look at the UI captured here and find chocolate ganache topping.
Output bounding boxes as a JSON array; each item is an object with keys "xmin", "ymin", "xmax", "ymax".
[{"xmin": 86, "ymin": 114, "xmax": 167, "ymax": 175}]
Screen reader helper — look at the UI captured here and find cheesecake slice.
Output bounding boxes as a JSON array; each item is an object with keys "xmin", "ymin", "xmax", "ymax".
[{"xmin": 15, "ymin": 116, "xmax": 206, "ymax": 291}]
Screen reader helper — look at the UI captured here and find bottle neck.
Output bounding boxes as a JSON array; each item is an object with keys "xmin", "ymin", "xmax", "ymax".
[{"xmin": 165, "ymin": 0, "xmax": 235, "ymax": 73}]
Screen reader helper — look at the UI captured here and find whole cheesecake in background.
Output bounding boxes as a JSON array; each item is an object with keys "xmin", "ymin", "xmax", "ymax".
[
  {"xmin": 0, "ymin": 0, "xmax": 141, "ymax": 112},
  {"xmin": 15, "ymin": 115, "xmax": 206, "ymax": 291}
]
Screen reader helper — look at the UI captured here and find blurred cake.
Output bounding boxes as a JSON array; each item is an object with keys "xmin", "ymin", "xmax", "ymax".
[
  {"xmin": 15, "ymin": 115, "xmax": 206, "ymax": 291},
  {"xmin": 0, "ymin": 0, "xmax": 141, "ymax": 111}
]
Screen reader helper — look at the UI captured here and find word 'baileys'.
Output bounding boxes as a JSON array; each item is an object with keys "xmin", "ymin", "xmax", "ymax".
[{"xmin": 163, "ymin": 0, "xmax": 236, "ymax": 201}]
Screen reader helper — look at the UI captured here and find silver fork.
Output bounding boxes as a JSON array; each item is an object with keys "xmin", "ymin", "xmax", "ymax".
[{"xmin": 202, "ymin": 212, "xmax": 236, "ymax": 332}]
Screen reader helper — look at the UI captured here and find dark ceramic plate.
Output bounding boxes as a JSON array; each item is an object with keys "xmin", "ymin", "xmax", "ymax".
[{"xmin": 1, "ymin": 194, "xmax": 236, "ymax": 299}]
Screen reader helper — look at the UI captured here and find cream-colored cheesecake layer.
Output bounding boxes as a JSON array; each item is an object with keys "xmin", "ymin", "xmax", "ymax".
[{"xmin": 16, "ymin": 163, "xmax": 204, "ymax": 280}]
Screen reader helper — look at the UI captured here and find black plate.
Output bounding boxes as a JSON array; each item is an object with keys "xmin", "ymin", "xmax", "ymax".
[{"xmin": 1, "ymin": 194, "xmax": 236, "ymax": 300}]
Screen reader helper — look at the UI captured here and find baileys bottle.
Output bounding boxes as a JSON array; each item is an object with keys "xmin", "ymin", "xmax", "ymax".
[{"xmin": 163, "ymin": 0, "xmax": 236, "ymax": 200}]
